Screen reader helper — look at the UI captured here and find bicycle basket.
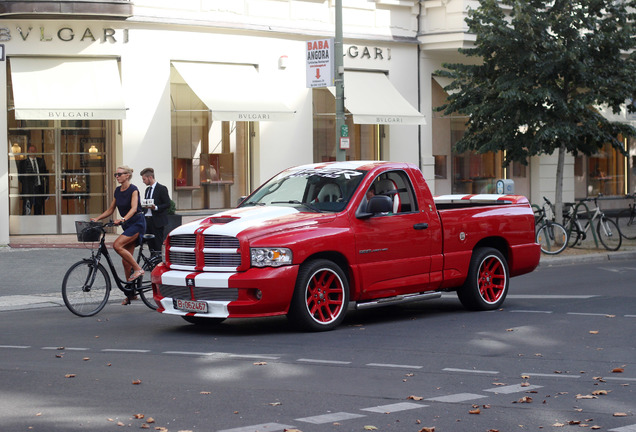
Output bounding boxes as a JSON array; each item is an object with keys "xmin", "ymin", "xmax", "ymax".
[{"xmin": 75, "ymin": 221, "xmax": 102, "ymax": 242}]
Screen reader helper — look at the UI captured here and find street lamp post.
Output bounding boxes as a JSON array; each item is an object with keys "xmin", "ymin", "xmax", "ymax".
[{"xmin": 334, "ymin": 0, "xmax": 346, "ymax": 161}]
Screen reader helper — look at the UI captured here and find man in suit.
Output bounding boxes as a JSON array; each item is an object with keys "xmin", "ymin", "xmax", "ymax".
[
  {"xmin": 140, "ymin": 167, "xmax": 171, "ymax": 254},
  {"xmin": 18, "ymin": 145, "xmax": 48, "ymax": 215}
]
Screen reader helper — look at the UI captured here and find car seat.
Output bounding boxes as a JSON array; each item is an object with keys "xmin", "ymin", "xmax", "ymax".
[
  {"xmin": 375, "ymin": 179, "xmax": 401, "ymax": 213},
  {"xmin": 317, "ymin": 183, "xmax": 342, "ymax": 202}
]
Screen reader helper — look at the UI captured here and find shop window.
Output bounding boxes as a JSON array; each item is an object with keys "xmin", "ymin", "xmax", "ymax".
[
  {"xmin": 434, "ymin": 155, "xmax": 447, "ymax": 179},
  {"xmin": 170, "ymin": 66, "xmax": 251, "ymax": 210},
  {"xmin": 312, "ymin": 88, "xmax": 382, "ymax": 162},
  {"xmin": 587, "ymin": 142, "xmax": 625, "ymax": 196}
]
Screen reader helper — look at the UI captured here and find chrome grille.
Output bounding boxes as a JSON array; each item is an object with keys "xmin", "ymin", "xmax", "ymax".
[
  {"xmin": 169, "ymin": 234, "xmax": 196, "ymax": 248},
  {"xmin": 158, "ymin": 285, "xmax": 190, "ymax": 299},
  {"xmin": 158, "ymin": 285, "xmax": 239, "ymax": 302},
  {"xmin": 204, "ymin": 235, "xmax": 240, "ymax": 249},
  {"xmin": 204, "ymin": 253, "xmax": 242, "ymax": 267},
  {"xmin": 168, "ymin": 250, "xmax": 196, "ymax": 266}
]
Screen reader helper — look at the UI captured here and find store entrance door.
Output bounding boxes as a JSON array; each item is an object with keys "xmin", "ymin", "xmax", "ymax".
[{"xmin": 8, "ymin": 120, "xmax": 110, "ymax": 235}]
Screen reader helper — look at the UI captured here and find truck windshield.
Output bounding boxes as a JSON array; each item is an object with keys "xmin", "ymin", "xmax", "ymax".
[{"xmin": 240, "ymin": 167, "xmax": 367, "ymax": 212}]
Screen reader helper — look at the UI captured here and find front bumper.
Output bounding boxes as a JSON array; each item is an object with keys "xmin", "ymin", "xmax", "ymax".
[{"xmin": 151, "ymin": 263, "xmax": 299, "ymax": 319}]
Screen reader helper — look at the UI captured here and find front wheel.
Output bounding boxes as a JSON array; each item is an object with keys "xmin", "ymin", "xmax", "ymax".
[
  {"xmin": 288, "ymin": 259, "xmax": 349, "ymax": 332},
  {"xmin": 457, "ymin": 248, "xmax": 509, "ymax": 311},
  {"xmin": 536, "ymin": 222, "xmax": 568, "ymax": 254},
  {"xmin": 597, "ymin": 217, "xmax": 622, "ymax": 251},
  {"xmin": 62, "ymin": 260, "xmax": 111, "ymax": 317},
  {"xmin": 616, "ymin": 209, "xmax": 636, "ymax": 240}
]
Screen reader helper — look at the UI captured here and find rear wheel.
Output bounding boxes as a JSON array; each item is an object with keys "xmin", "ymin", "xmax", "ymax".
[
  {"xmin": 457, "ymin": 248, "xmax": 509, "ymax": 311},
  {"xmin": 288, "ymin": 259, "xmax": 349, "ymax": 332},
  {"xmin": 136, "ymin": 259, "xmax": 158, "ymax": 310},
  {"xmin": 616, "ymin": 209, "xmax": 636, "ymax": 240},
  {"xmin": 597, "ymin": 216, "xmax": 622, "ymax": 251},
  {"xmin": 62, "ymin": 260, "xmax": 111, "ymax": 317},
  {"xmin": 536, "ymin": 222, "xmax": 568, "ymax": 254}
]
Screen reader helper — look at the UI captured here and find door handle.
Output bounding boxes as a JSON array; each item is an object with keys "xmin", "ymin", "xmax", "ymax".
[{"xmin": 413, "ymin": 223, "xmax": 428, "ymax": 230}]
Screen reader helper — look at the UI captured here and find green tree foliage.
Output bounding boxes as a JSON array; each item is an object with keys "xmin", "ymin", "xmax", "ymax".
[{"xmin": 437, "ymin": 0, "xmax": 636, "ymax": 216}]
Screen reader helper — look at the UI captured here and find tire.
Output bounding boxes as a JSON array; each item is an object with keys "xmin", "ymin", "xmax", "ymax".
[
  {"xmin": 457, "ymin": 247, "xmax": 509, "ymax": 311},
  {"xmin": 566, "ymin": 221, "xmax": 582, "ymax": 248},
  {"xmin": 616, "ymin": 209, "xmax": 636, "ymax": 240},
  {"xmin": 182, "ymin": 316, "xmax": 226, "ymax": 326},
  {"xmin": 288, "ymin": 259, "xmax": 349, "ymax": 332},
  {"xmin": 597, "ymin": 216, "xmax": 622, "ymax": 251},
  {"xmin": 536, "ymin": 222, "xmax": 568, "ymax": 254},
  {"xmin": 136, "ymin": 259, "xmax": 158, "ymax": 310},
  {"xmin": 62, "ymin": 260, "xmax": 111, "ymax": 317}
]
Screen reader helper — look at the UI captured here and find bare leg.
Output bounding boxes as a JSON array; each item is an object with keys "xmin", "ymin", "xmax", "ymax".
[{"xmin": 113, "ymin": 234, "xmax": 141, "ymax": 278}]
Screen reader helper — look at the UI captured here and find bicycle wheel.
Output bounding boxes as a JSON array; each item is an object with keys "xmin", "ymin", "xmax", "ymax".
[
  {"xmin": 62, "ymin": 260, "xmax": 111, "ymax": 317},
  {"xmin": 136, "ymin": 258, "xmax": 158, "ymax": 310},
  {"xmin": 616, "ymin": 209, "xmax": 636, "ymax": 240},
  {"xmin": 536, "ymin": 222, "xmax": 568, "ymax": 254},
  {"xmin": 565, "ymin": 220, "xmax": 582, "ymax": 248},
  {"xmin": 597, "ymin": 216, "xmax": 622, "ymax": 251}
]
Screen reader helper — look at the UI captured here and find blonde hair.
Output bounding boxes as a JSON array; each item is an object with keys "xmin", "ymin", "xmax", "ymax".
[{"xmin": 116, "ymin": 165, "xmax": 134, "ymax": 176}]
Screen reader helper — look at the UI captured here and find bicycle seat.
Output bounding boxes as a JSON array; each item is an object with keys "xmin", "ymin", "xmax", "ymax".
[{"xmin": 142, "ymin": 234, "xmax": 156, "ymax": 242}]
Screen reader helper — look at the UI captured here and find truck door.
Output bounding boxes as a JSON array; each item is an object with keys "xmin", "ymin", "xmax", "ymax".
[{"xmin": 352, "ymin": 170, "xmax": 432, "ymax": 299}]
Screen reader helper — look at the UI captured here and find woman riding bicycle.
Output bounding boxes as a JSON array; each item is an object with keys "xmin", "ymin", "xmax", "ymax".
[{"xmin": 91, "ymin": 165, "xmax": 146, "ymax": 303}]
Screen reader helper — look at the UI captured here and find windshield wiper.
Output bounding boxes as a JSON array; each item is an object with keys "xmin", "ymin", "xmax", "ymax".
[
  {"xmin": 242, "ymin": 202, "xmax": 266, "ymax": 207},
  {"xmin": 271, "ymin": 200, "xmax": 321, "ymax": 212}
]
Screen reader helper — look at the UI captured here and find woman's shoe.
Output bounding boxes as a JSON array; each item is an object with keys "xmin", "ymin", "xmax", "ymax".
[
  {"xmin": 127, "ymin": 269, "xmax": 145, "ymax": 282},
  {"xmin": 122, "ymin": 295, "xmax": 138, "ymax": 305}
]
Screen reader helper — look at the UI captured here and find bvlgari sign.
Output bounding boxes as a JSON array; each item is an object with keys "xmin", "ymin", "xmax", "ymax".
[{"xmin": 0, "ymin": 26, "xmax": 129, "ymax": 43}]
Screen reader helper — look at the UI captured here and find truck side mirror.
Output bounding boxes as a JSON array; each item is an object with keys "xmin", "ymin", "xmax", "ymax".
[{"xmin": 356, "ymin": 195, "xmax": 393, "ymax": 219}]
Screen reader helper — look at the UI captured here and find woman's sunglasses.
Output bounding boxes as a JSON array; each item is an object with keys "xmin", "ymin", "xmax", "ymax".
[{"xmin": 114, "ymin": 172, "xmax": 127, "ymax": 178}]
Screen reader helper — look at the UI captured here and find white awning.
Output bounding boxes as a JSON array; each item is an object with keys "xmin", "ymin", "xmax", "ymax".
[
  {"xmin": 331, "ymin": 71, "xmax": 425, "ymax": 125},
  {"xmin": 10, "ymin": 57, "xmax": 126, "ymax": 120},
  {"xmin": 433, "ymin": 75, "xmax": 460, "ymax": 95},
  {"xmin": 172, "ymin": 61, "xmax": 295, "ymax": 122}
]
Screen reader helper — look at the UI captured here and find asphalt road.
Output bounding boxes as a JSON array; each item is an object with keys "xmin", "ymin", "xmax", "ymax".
[{"xmin": 0, "ymin": 256, "xmax": 635, "ymax": 432}]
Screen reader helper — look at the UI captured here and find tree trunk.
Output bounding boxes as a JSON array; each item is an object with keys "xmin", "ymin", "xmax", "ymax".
[{"xmin": 554, "ymin": 143, "xmax": 566, "ymax": 224}]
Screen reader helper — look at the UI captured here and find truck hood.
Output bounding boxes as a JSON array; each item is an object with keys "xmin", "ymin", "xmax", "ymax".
[{"xmin": 168, "ymin": 206, "xmax": 337, "ymax": 241}]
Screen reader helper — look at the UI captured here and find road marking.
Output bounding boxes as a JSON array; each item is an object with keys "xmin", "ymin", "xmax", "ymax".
[
  {"xmin": 626, "ymin": 315, "xmax": 636, "ymax": 318},
  {"xmin": 567, "ymin": 312, "xmax": 615, "ymax": 317},
  {"xmin": 296, "ymin": 412, "xmax": 365, "ymax": 424},
  {"xmin": 297, "ymin": 358, "xmax": 351, "ymax": 365},
  {"xmin": 484, "ymin": 384, "xmax": 543, "ymax": 394},
  {"xmin": 366, "ymin": 363, "xmax": 422, "ymax": 369},
  {"xmin": 521, "ymin": 372, "xmax": 580, "ymax": 379},
  {"xmin": 609, "ymin": 425, "xmax": 636, "ymax": 432},
  {"xmin": 163, "ymin": 351, "xmax": 214, "ymax": 356},
  {"xmin": 509, "ymin": 310, "xmax": 553, "ymax": 313},
  {"xmin": 443, "ymin": 367, "xmax": 499, "ymax": 375},
  {"xmin": 0, "ymin": 345, "xmax": 30, "ymax": 349},
  {"xmin": 361, "ymin": 402, "xmax": 427, "ymax": 413},
  {"xmin": 229, "ymin": 354, "xmax": 281, "ymax": 360},
  {"xmin": 603, "ymin": 376, "xmax": 636, "ymax": 382},
  {"xmin": 102, "ymin": 349, "xmax": 151, "ymax": 353},
  {"xmin": 426, "ymin": 393, "xmax": 488, "ymax": 403},
  {"xmin": 217, "ymin": 423, "xmax": 297, "ymax": 432},
  {"xmin": 42, "ymin": 346, "xmax": 89, "ymax": 351}
]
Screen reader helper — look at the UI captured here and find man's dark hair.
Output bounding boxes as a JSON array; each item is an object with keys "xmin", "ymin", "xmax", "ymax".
[{"xmin": 140, "ymin": 167, "xmax": 155, "ymax": 178}]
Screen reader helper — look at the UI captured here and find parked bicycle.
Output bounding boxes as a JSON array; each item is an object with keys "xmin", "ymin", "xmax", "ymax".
[
  {"xmin": 562, "ymin": 197, "xmax": 622, "ymax": 251},
  {"xmin": 62, "ymin": 221, "xmax": 162, "ymax": 317},
  {"xmin": 615, "ymin": 194, "xmax": 636, "ymax": 240},
  {"xmin": 534, "ymin": 197, "xmax": 568, "ymax": 255}
]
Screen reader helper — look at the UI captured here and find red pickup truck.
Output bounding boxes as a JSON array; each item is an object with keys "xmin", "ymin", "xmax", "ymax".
[{"xmin": 151, "ymin": 161, "xmax": 540, "ymax": 331}]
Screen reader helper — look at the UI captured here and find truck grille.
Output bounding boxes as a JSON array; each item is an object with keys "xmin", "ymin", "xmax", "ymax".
[
  {"xmin": 168, "ymin": 234, "xmax": 241, "ymax": 270},
  {"xmin": 158, "ymin": 284, "xmax": 239, "ymax": 301}
]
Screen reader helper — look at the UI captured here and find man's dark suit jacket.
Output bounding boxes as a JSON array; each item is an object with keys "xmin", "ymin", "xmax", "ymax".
[{"xmin": 146, "ymin": 182, "xmax": 170, "ymax": 228}]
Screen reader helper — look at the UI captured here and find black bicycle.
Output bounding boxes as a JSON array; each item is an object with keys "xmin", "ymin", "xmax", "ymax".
[
  {"xmin": 534, "ymin": 197, "xmax": 568, "ymax": 255},
  {"xmin": 616, "ymin": 194, "xmax": 636, "ymax": 240},
  {"xmin": 62, "ymin": 221, "xmax": 162, "ymax": 317}
]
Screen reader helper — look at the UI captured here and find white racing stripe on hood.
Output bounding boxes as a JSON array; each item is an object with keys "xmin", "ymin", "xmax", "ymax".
[{"xmin": 174, "ymin": 206, "xmax": 300, "ymax": 238}]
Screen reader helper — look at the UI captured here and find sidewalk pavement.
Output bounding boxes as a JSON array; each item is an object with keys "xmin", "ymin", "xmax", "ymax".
[{"xmin": 1, "ymin": 235, "xmax": 635, "ymax": 313}]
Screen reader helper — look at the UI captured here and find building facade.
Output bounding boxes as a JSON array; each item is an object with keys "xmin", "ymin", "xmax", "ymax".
[{"xmin": 1, "ymin": 0, "xmax": 634, "ymax": 244}]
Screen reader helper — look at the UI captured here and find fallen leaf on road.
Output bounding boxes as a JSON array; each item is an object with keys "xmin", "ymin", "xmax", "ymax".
[
  {"xmin": 419, "ymin": 427, "xmax": 435, "ymax": 432},
  {"xmin": 469, "ymin": 408, "xmax": 480, "ymax": 414},
  {"xmin": 364, "ymin": 426, "xmax": 378, "ymax": 430},
  {"xmin": 614, "ymin": 412, "xmax": 628, "ymax": 417},
  {"xmin": 552, "ymin": 422, "xmax": 565, "ymax": 427},
  {"xmin": 132, "ymin": 379, "xmax": 142, "ymax": 385},
  {"xmin": 200, "ymin": 391, "xmax": 211, "ymax": 395},
  {"xmin": 513, "ymin": 396, "xmax": 533, "ymax": 403},
  {"xmin": 612, "ymin": 367, "xmax": 624, "ymax": 373},
  {"xmin": 253, "ymin": 362, "xmax": 267, "ymax": 366},
  {"xmin": 133, "ymin": 413, "xmax": 144, "ymax": 419},
  {"xmin": 65, "ymin": 374, "xmax": 76, "ymax": 378},
  {"xmin": 589, "ymin": 330, "xmax": 599, "ymax": 334},
  {"xmin": 408, "ymin": 395, "xmax": 423, "ymax": 400},
  {"xmin": 82, "ymin": 357, "xmax": 90, "ymax": 361},
  {"xmin": 592, "ymin": 390, "xmax": 609, "ymax": 395},
  {"xmin": 575, "ymin": 394, "xmax": 597, "ymax": 399}
]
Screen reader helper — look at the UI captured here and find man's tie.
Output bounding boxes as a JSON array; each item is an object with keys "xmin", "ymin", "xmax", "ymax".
[{"xmin": 145, "ymin": 187, "xmax": 151, "ymax": 199}]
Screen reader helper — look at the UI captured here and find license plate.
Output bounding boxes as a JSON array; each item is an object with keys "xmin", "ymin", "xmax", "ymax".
[{"xmin": 173, "ymin": 298, "xmax": 208, "ymax": 313}]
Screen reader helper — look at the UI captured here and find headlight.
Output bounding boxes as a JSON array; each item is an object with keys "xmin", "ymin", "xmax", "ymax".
[{"xmin": 250, "ymin": 247, "xmax": 293, "ymax": 267}]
